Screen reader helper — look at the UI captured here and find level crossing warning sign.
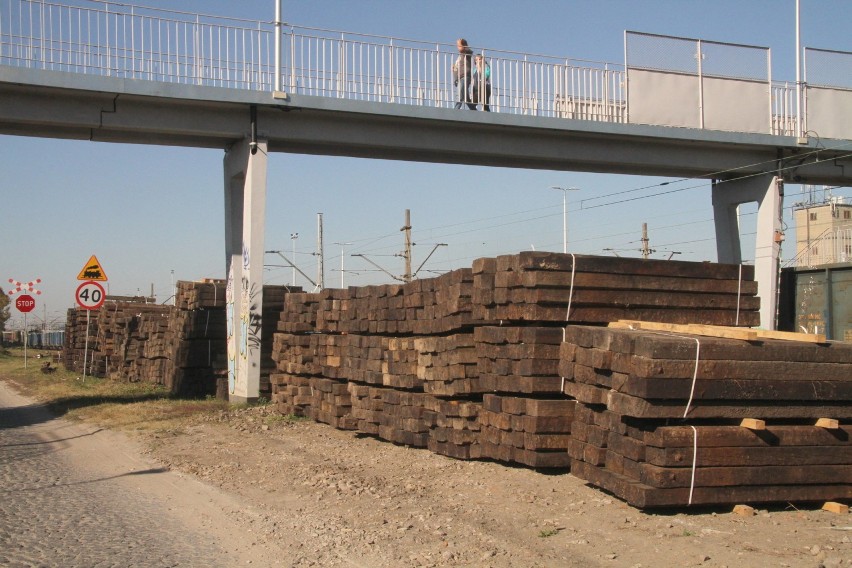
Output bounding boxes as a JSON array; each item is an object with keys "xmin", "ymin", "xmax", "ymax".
[{"xmin": 76, "ymin": 255, "xmax": 108, "ymax": 281}]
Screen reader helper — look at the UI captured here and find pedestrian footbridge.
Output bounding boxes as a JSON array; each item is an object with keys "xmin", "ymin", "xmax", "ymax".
[{"xmin": 1, "ymin": 0, "xmax": 850, "ymax": 401}]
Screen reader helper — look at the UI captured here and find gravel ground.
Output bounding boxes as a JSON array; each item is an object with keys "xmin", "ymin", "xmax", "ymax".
[{"xmin": 139, "ymin": 404, "xmax": 851, "ymax": 568}]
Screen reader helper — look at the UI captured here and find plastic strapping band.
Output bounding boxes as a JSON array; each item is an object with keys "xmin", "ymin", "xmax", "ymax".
[
  {"xmin": 688, "ymin": 425, "xmax": 698, "ymax": 506},
  {"xmin": 735, "ymin": 264, "xmax": 742, "ymax": 326},
  {"xmin": 560, "ymin": 254, "xmax": 577, "ymax": 395},
  {"xmin": 565, "ymin": 253, "xmax": 577, "ymax": 322},
  {"xmin": 683, "ymin": 337, "xmax": 701, "ymax": 419},
  {"xmin": 561, "ymin": 327, "xmax": 567, "ymax": 394}
]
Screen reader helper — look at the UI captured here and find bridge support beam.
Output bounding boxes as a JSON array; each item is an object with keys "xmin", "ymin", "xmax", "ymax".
[
  {"xmin": 712, "ymin": 175, "xmax": 783, "ymax": 330},
  {"xmin": 223, "ymin": 137, "xmax": 268, "ymax": 403}
]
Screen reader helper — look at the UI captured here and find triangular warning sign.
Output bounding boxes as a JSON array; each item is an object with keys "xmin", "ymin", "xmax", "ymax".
[{"xmin": 77, "ymin": 255, "xmax": 108, "ymax": 281}]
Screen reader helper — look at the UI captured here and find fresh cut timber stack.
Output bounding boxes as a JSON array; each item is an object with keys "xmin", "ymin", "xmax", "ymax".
[
  {"xmin": 472, "ymin": 252, "xmax": 760, "ymax": 327},
  {"xmin": 561, "ymin": 324, "xmax": 852, "ymax": 508},
  {"xmin": 480, "ymin": 394, "xmax": 575, "ymax": 468}
]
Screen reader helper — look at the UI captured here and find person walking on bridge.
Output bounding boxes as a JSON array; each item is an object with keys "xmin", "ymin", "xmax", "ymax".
[
  {"xmin": 452, "ymin": 38, "xmax": 476, "ymax": 110},
  {"xmin": 472, "ymin": 53, "xmax": 491, "ymax": 111}
]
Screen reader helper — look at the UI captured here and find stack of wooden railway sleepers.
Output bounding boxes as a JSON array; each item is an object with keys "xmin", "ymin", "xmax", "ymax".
[
  {"xmin": 270, "ymin": 333, "xmax": 316, "ymax": 417},
  {"xmin": 314, "ymin": 268, "xmax": 475, "ymax": 335},
  {"xmin": 562, "ymin": 324, "xmax": 852, "ymax": 508},
  {"xmin": 480, "ymin": 395, "xmax": 576, "ymax": 468},
  {"xmin": 277, "ymin": 292, "xmax": 321, "ymax": 334},
  {"xmin": 427, "ymin": 397, "xmax": 481, "ymax": 459},
  {"xmin": 416, "ymin": 334, "xmax": 478, "ymax": 396},
  {"xmin": 270, "ymin": 292, "xmax": 322, "ymax": 415},
  {"xmin": 175, "ymin": 279, "xmax": 226, "ymax": 310},
  {"xmin": 472, "ymin": 252, "xmax": 760, "ymax": 327},
  {"xmin": 169, "ymin": 281, "xmax": 230, "ymax": 396},
  {"xmin": 475, "ymin": 325, "xmax": 574, "ymax": 467},
  {"xmin": 348, "ymin": 384, "xmax": 436, "ymax": 446},
  {"xmin": 270, "ymin": 292, "xmax": 356, "ymax": 427},
  {"xmin": 111, "ymin": 306, "xmax": 172, "ymax": 384},
  {"xmin": 171, "ymin": 281, "xmax": 298, "ymax": 398},
  {"xmin": 62, "ymin": 307, "xmax": 101, "ymax": 374}
]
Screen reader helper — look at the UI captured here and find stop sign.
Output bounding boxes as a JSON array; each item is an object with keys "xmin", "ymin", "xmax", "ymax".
[{"xmin": 15, "ymin": 294, "xmax": 36, "ymax": 313}]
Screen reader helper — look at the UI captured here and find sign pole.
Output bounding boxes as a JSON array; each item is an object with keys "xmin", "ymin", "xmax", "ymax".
[
  {"xmin": 83, "ymin": 310, "xmax": 90, "ymax": 380},
  {"xmin": 23, "ymin": 313, "xmax": 28, "ymax": 369}
]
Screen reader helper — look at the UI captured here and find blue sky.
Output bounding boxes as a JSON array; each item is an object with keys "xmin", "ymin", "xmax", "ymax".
[{"xmin": 2, "ymin": 0, "xmax": 850, "ymax": 328}]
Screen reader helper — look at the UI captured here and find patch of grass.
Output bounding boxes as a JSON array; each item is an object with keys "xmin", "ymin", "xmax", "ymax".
[
  {"xmin": 681, "ymin": 529, "xmax": 696, "ymax": 537},
  {"xmin": 263, "ymin": 413, "xmax": 308, "ymax": 426},
  {"xmin": 538, "ymin": 528, "xmax": 559, "ymax": 538},
  {"xmin": 0, "ymin": 348, "xmax": 229, "ymax": 433}
]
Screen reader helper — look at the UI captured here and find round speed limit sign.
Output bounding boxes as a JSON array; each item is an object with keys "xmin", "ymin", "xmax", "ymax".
[{"xmin": 76, "ymin": 280, "xmax": 106, "ymax": 310}]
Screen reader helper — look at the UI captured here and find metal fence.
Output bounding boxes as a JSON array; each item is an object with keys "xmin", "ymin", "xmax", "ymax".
[
  {"xmin": 625, "ymin": 31, "xmax": 770, "ymax": 81},
  {"xmin": 0, "ymin": 0, "xmax": 276, "ymax": 89},
  {"xmin": 0, "ymin": 0, "xmax": 626, "ymax": 120},
  {"xmin": 791, "ymin": 227, "xmax": 852, "ymax": 267},
  {"xmin": 283, "ymin": 27, "xmax": 625, "ymax": 120},
  {"xmin": 806, "ymin": 47, "xmax": 852, "ymax": 90}
]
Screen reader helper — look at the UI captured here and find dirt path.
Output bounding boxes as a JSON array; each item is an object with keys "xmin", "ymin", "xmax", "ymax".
[
  {"xmin": 0, "ymin": 381, "xmax": 289, "ymax": 566},
  {"xmin": 141, "ymin": 405, "xmax": 850, "ymax": 568},
  {"xmin": 3, "ymin": 376, "xmax": 849, "ymax": 567}
]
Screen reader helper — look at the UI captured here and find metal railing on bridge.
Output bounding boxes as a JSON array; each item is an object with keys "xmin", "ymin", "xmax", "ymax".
[
  {"xmin": 0, "ymin": 0, "xmax": 625, "ymax": 121},
  {"xmin": 1, "ymin": 0, "xmax": 850, "ymax": 138}
]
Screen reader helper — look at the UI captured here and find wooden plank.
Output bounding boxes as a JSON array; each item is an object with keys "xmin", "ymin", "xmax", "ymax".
[
  {"xmin": 753, "ymin": 329, "xmax": 827, "ymax": 343},
  {"xmin": 816, "ymin": 418, "xmax": 841, "ymax": 429},
  {"xmin": 610, "ymin": 320, "xmax": 758, "ymax": 341},
  {"xmin": 611, "ymin": 320, "xmax": 826, "ymax": 344},
  {"xmin": 822, "ymin": 502, "xmax": 849, "ymax": 514}
]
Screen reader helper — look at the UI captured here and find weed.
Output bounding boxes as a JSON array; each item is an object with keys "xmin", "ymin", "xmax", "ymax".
[{"xmin": 538, "ymin": 528, "xmax": 558, "ymax": 538}]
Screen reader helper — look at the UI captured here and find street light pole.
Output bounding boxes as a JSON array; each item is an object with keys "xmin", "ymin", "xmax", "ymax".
[
  {"xmin": 290, "ymin": 232, "xmax": 299, "ymax": 286},
  {"xmin": 550, "ymin": 186, "xmax": 580, "ymax": 253},
  {"xmin": 334, "ymin": 242, "xmax": 353, "ymax": 288}
]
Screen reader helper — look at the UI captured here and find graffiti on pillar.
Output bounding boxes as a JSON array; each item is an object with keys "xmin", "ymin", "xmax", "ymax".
[
  {"xmin": 226, "ymin": 267, "xmax": 236, "ymax": 394},
  {"xmin": 240, "ymin": 243, "xmax": 263, "ymax": 365}
]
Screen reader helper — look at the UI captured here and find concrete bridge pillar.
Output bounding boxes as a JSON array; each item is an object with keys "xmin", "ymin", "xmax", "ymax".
[
  {"xmin": 223, "ymin": 137, "xmax": 268, "ymax": 403},
  {"xmin": 712, "ymin": 174, "xmax": 783, "ymax": 330}
]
